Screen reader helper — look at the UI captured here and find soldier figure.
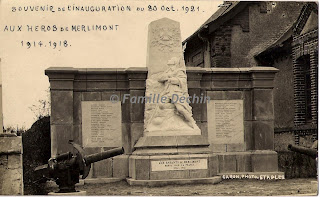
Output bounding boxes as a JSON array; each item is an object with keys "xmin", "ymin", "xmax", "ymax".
[{"xmin": 158, "ymin": 57, "xmax": 197, "ymax": 129}]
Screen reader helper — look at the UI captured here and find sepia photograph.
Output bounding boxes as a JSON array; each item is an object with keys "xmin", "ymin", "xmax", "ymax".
[{"xmin": 0, "ymin": 0, "xmax": 318, "ymax": 196}]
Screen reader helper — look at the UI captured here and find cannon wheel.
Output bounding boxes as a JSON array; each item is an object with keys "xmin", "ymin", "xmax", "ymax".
[{"xmin": 69, "ymin": 141, "xmax": 91, "ymax": 179}]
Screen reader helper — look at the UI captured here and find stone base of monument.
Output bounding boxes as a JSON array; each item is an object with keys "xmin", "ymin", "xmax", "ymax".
[
  {"xmin": 133, "ymin": 135, "xmax": 212, "ymax": 155},
  {"xmin": 128, "ymin": 153, "xmax": 222, "ymax": 186},
  {"xmin": 216, "ymin": 150, "xmax": 282, "ymax": 174},
  {"xmin": 127, "ymin": 176, "xmax": 222, "ymax": 186},
  {"xmin": 48, "ymin": 191, "xmax": 87, "ymax": 196},
  {"xmin": 128, "ymin": 146, "xmax": 284, "ymax": 185},
  {"xmin": 129, "ymin": 154, "xmax": 218, "ymax": 179},
  {"xmin": 84, "ymin": 177, "xmax": 122, "ymax": 184},
  {"xmin": 128, "ymin": 135, "xmax": 222, "ymax": 186}
]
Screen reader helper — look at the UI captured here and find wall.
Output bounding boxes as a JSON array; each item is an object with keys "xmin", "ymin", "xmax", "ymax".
[
  {"xmin": 221, "ymin": 5, "xmax": 250, "ymax": 68},
  {"xmin": 0, "ymin": 134, "xmax": 23, "ymax": 195},
  {"xmin": 292, "ymin": 29, "xmax": 318, "ymax": 126},
  {"xmin": 273, "ymin": 57, "xmax": 295, "ymax": 129},
  {"xmin": 230, "ymin": 25, "xmax": 251, "ymax": 68},
  {"xmin": 210, "ymin": 26, "xmax": 232, "ymax": 67},
  {"xmin": 46, "ymin": 66, "xmax": 279, "ymax": 176},
  {"xmin": 46, "ymin": 67, "xmax": 149, "ymax": 179}
]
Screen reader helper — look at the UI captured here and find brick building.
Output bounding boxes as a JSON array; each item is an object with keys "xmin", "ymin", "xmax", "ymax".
[
  {"xmin": 183, "ymin": 1, "xmax": 318, "ymax": 145},
  {"xmin": 256, "ymin": 2, "xmax": 318, "ymax": 145}
]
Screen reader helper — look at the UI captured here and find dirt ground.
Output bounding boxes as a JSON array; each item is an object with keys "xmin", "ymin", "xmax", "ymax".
[{"xmin": 75, "ymin": 178, "xmax": 317, "ymax": 196}]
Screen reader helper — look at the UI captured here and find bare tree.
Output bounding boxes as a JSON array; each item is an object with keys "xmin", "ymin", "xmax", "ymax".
[{"xmin": 29, "ymin": 87, "xmax": 51, "ymax": 120}]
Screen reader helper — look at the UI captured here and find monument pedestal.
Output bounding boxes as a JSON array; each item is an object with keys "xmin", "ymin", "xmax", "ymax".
[
  {"xmin": 133, "ymin": 135, "xmax": 210, "ymax": 154},
  {"xmin": 216, "ymin": 150, "xmax": 285, "ymax": 179},
  {"xmin": 127, "ymin": 135, "xmax": 222, "ymax": 186}
]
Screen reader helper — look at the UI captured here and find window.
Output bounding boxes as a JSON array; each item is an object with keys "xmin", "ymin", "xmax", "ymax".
[
  {"xmin": 297, "ymin": 55, "xmax": 312, "ymax": 123},
  {"xmin": 305, "ymin": 58, "xmax": 312, "ymax": 123}
]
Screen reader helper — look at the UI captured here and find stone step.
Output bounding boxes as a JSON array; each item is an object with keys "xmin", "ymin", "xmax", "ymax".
[{"xmin": 127, "ymin": 176, "xmax": 222, "ymax": 186}]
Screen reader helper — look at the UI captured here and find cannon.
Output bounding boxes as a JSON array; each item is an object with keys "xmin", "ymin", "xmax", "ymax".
[
  {"xmin": 35, "ymin": 141, "xmax": 124, "ymax": 193},
  {"xmin": 288, "ymin": 142, "xmax": 318, "ymax": 159}
]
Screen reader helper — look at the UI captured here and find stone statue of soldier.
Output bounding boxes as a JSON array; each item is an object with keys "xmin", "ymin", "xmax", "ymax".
[{"xmin": 157, "ymin": 57, "xmax": 197, "ymax": 129}]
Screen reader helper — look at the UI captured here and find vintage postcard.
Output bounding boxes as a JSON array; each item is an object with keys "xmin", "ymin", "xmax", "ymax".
[{"xmin": 0, "ymin": 0, "xmax": 318, "ymax": 196}]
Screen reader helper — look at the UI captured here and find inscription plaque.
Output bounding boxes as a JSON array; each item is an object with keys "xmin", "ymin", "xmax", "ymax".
[
  {"xmin": 82, "ymin": 101, "xmax": 121, "ymax": 147},
  {"xmin": 151, "ymin": 159, "xmax": 208, "ymax": 171},
  {"xmin": 208, "ymin": 100, "xmax": 244, "ymax": 144}
]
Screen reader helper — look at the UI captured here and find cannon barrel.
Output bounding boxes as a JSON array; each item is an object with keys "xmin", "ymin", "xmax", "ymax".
[
  {"xmin": 84, "ymin": 147, "xmax": 124, "ymax": 165},
  {"xmin": 288, "ymin": 144, "xmax": 318, "ymax": 159},
  {"xmin": 55, "ymin": 152, "xmax": 72, "ymax": 161}
]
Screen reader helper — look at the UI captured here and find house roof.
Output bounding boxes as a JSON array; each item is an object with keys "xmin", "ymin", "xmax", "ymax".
[
  {"xmin": 254, "ymin": 25, "xmax": 293, "ymax": 59},
  {"xmin": 293, "ymin": 2, "xmax": 318, "ymax": 34},
  {"xmin": 183, "ymin": 1, "xmax": 245, "ymax": 44},
  {"xmin": 255, "ymin": 2, "xmax": 318, "ymax": 60}
]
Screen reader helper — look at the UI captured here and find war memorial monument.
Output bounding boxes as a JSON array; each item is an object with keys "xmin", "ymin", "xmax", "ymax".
[{"xmin": 45, "ymin": 18, "xmax": 283, "ymax": 186}]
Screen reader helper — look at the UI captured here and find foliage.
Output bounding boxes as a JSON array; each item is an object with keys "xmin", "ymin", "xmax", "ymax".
[
  {"xmin": 277, "ymin": 151, "xmax": 317, "ymax": 178},
  {"xmin": 3, "ymin": 125, "xmax": 27, "ymax": 136},
  {"xmin": 22, "ymin": 116, "xmax": 51, "ymax": 195}
]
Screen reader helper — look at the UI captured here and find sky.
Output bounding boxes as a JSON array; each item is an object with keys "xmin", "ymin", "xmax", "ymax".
[{"xmin": 0, "ymin": 0, "xmax": 222, "ymax": 129}]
